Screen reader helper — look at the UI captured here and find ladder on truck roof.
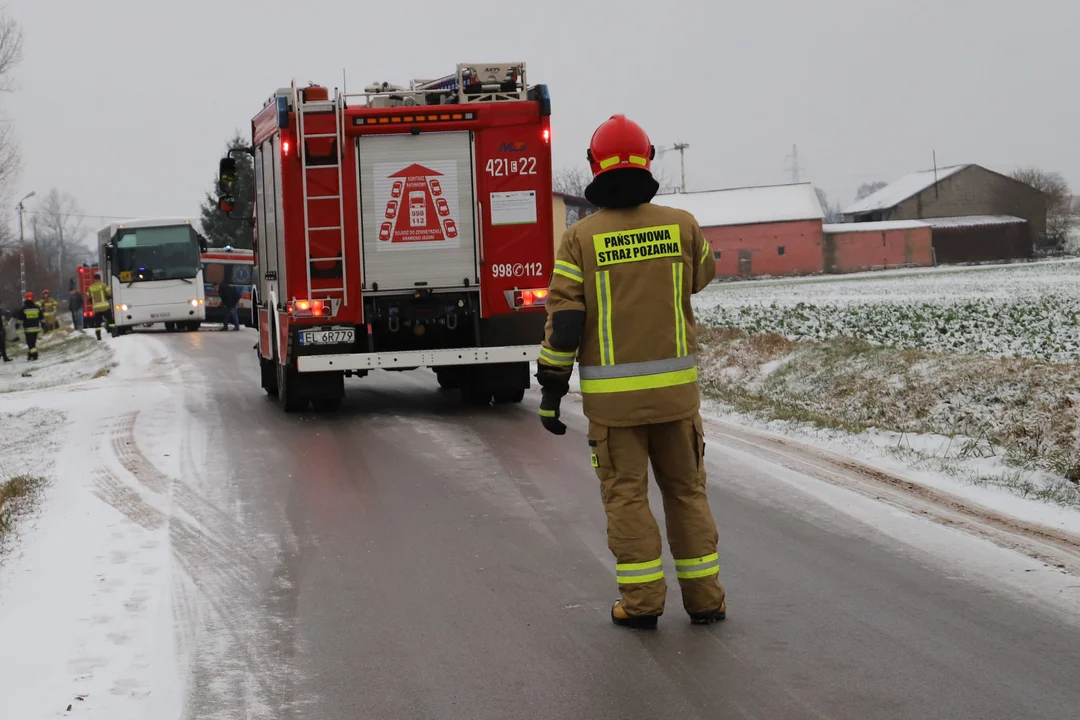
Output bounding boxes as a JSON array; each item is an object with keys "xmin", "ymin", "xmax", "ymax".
[{"xmin": 294, "ymin": 80, "xmax": 348, "ymax": 311}]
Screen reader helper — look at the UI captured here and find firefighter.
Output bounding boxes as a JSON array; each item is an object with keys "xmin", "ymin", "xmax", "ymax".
[
  {"xmin": 40, "ymin": 289, "xmax": 58, "ymax": 333},
  {"xmin": 86, "ymin": 272, "xmax": 113, "ymax": 340},
  {"xmin": 535, "ymin": 115, "xmax": 724, "ymax": 629},
  {"xmin": 14, "ymin": 291, "xmax": 44, "ymax": 360}
]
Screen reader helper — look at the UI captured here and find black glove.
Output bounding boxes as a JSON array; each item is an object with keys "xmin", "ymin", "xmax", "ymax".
[{"xmin": 539, "ymin": 389, "xmax": 567, "ymax": 436}]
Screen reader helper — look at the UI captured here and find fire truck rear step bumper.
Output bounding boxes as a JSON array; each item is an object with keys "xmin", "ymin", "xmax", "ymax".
[{"xmin": 296, "ymin": 344, "xmax": 539, "ymax": 373}]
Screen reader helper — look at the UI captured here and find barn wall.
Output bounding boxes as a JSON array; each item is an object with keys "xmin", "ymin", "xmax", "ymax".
[
  {"xmin": 823, "ymin": 226, "xmax": 934, "ymax": 273},
  {"xmin": 703, "ymin": 220, "xmax": 824, "ymax": 277}
]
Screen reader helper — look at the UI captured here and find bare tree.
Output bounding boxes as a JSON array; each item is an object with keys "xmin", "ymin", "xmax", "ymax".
[
  {"xmin": 1010, "ymin": 167, "xmax": 1078, "ymax": 237},
  {"xmin": 0, "ymin": 9, "xmax": 22, "ymax": 224},
  {"xmin": 31, "ymin": 188, "xmax": 87, "ymax": 292},
  {"xmin": 552, "ymin": 166, "xmax": 592, "ymax": 197},
  {"xmin": 855, "ymin": 180, "xmax": 888, "ymax": 201},
  {"xmin": 815, "ymin": 188, "xmax": 843, "ymax": 223}
]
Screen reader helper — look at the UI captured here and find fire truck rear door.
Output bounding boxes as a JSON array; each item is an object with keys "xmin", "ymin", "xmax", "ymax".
[{"xmin": 357, "ymin": 131, "xmax": 478, "ymax": 292}]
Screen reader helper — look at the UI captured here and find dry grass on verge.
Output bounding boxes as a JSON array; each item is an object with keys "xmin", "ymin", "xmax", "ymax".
[
  {"xmin": 0, "ymin": 475, "xmax": 45, "ymax": 537},
  {"xmin": 697, "ymin": 326, "xmax": 1080, "ymax": 507}
]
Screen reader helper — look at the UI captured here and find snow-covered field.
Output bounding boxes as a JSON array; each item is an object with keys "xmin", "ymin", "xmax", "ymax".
[
  {"xmin": 693, "ymin": 260, "xmax": 1080, "ymax": 520},
  {"xmin": 695, "ymin": 258, "xmax": 1080, "ymax": 363}
]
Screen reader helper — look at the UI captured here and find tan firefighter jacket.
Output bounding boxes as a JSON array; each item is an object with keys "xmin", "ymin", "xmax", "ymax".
[{"xmin": 538, "ymin": 203, "xmax": 716, "ymax": 427}]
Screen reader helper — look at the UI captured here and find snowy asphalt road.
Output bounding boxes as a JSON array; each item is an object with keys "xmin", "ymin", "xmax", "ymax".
[{"xmin": 165, "ymin": 329, "xmax": 1080, "ymax": 720}]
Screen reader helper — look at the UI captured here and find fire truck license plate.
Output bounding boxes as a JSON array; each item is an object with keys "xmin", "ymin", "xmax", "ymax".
[{"xmin": 299, "ymin": 329, "xmax": 355, "ymax": 346}]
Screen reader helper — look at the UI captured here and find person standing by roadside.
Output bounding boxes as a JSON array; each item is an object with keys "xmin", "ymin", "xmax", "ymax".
[
  {"xmin": 218, "ymin": 279, "xmax": 240, "ymax": 331},
  {"xmin": 40, "ymin": 289, "xmax": 58, "ymax": 333},
  {"xmin": 68, "ymin": 285, "xmax": 85, "ymax": 330},
  {"xmin": 14, "ymin": 291, "xmax": 45, "ymax": 360},
  {"xmin": 86, "ymin": 272, "xmax": 113, "ymax": 340},
  {"xmin": 0, "ymin": 299, "xmax": 12, "ymax": 362}
]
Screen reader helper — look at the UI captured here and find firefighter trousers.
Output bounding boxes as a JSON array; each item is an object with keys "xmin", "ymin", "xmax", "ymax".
[
  {"xmin": 25, "ymin": 331, "xmax": 39, "ymax": 359},
  {"xmin": 588, "ymin": 412, "xmax": 726, "ymax": 618}
]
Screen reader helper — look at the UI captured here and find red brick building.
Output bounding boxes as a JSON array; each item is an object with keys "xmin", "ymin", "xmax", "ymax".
[
  {"xmin": 651, "ymin": 183, "xmax": 826, "ymax": 277},
  {"xmin": 821, "ymin": 220, "xmax": 934, "ymax": 273}
]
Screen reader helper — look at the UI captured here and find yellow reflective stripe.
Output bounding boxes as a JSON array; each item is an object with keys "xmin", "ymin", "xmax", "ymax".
[
  {"xmin": 580, "ymin": 366, "xmax": 698, "ymax": 394},
  {"xmin": 700, "ymin": 240, "xmax": 711, "ymax": 261},
  {"xmin": 595, "ymin": 270, "xmax": 614, "ymax": 366},
  {"xmin": 591, "ymin": 453, "xmax": 599, "ymax": 468},
  {"xmin": 618, "ymin": 570, "xmax": 664, "ymax": 584},
  {"xmin": 672, "ymin": 262, "xmax": 687, "ymax": 357},
  {"xmin": 675, "ymin": 553, "xmax": 720, "ymax": 579},
  {"xmin": 599, "ymin": 155, "xmax": 621, "ymax": 169},
  {"xmin": 616, "ymin": 557, "xmax": 664, "ymax": 584},
  {"xmin": 628, "ymin": 155, "xmax": 648, "ymax": 166},
  {"xmin": 554, "ymin": 260, "xmax": 583, "ymax": 282},
  {"xmin": 538, "ymin": 408, "xmax": 556, "ymax": 418},
  {"xmin": 539, "ymin": 347, "xmax": 576, "ymax": 366}
]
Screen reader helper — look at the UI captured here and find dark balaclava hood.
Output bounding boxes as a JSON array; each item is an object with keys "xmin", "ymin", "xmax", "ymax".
[{"xmin": 584, "ymin": 168, "xmax": 660, "ymax": 209}]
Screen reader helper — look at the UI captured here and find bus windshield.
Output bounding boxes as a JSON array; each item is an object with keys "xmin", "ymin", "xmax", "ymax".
[{"xmin": 115, "ymin": 225, "xmax": 201, "ymax": 282}]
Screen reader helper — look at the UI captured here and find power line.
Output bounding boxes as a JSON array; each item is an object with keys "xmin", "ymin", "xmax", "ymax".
[{"xmin": 21, "ymin": 209, "xmax": 144, "ymax": 221}]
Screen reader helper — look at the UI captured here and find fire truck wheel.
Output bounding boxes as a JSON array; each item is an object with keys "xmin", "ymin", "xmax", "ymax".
[
  {"xmin": 492, "ymin": 388, "xmax": 525, "ymax": 404},
  {"xmin": 311, "ymin": 397, "xmax": 342, "ymax": 412},
  {"xmin": 260, "ymin": 357, "xmax": 279, "ymax": 397},
  {"xmin": 164, "ymin": 322, "xmax": 176, "ymax": 332},
  {"xmin": 461, "ymin": 386, "xmax": 493, "ymax": 406},
  {"xmin": 276, "ymin": 362, "xmax": 310, "ymax": 412}
]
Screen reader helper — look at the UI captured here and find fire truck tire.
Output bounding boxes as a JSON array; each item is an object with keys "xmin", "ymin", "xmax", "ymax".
[
  {"xmin": 276, "ymin": 363, "xmax": 310, "ymax": 413},
  {"xmin": 461, "ymin": 386, "xmax": 493, "ymax": 406},
  {"xmin": 311, "ymin": 397, "xmax": 342, "ymax": 412},
  {"xmin": 492, "ymin": 388, "xmax": 525, "ymax": 404},
  {"xmin": 260, "ymin": 357, "xmax": 279, "ymax": 397}
]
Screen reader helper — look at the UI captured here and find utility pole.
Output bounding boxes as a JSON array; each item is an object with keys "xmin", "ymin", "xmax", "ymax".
[
  {"xmin": 17, "ymin": 190, "xmax": 35, "ymax": 296},
  {"xmin": 784, "ymin": 144, "xmax": 802, "ymax": 183},
  {"xmin": 657, "ymin": 142, "xmax": 691, "ymax": 193}
]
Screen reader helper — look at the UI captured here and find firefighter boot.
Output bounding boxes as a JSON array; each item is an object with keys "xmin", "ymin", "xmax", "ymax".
[
  {"xmin": 611, "ymin": 600, "xmax": 659, "ymax": 629},
  {"xmin": 95, "ymin": 327, "xmax": 102, "ymax": 341},
  {"xmin": 689, "ymin": 600, "xmax": 727, "ymax": 625}
]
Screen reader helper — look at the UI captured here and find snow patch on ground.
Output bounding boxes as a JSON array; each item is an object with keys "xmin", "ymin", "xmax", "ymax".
[
  {"xmin": 0, "ymin": 328, "xmax": 114, "ymax": 393},
  {"xmin": 0, "ymin": 334, "xmax": 181, "ymax": 718}
]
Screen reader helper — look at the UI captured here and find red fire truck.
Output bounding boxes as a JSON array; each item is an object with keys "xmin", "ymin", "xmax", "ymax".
[
  {"xmin": 217, "ymin": 63, "xmax": 553, "ymax": 412},
  {"xmin": 75, "ymin": 262, "xmax": 99, "ymax": 324}
]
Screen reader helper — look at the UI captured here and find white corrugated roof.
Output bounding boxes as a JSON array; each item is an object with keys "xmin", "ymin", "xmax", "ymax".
[
  {"xmin": 823, "ymin": 220, "xmax": 929, "ymax": 233},
  {"xmin": 843, "ymin": 165, "xmax": 970, "ymax": 215},
  {"xmin": 920, "ymin": 215, "xmax": 1027, "ymax": 228},
  {"xmin": 651, "ymin": 183, "xmax": 824, "ymax": 227}
]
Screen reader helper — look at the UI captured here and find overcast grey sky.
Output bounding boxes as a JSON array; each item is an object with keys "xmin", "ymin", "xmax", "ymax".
[{"xmin": 5, "ymin": 0, "xmax": 1079, "ymax": 244}]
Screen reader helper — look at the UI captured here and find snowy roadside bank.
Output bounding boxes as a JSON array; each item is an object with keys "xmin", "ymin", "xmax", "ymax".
[
  {"xmin": 695, "ymin": 328, "xmax": 1080, "ymax": 533},
  {"xmin": 0, "ymin": 334, "xmax": 184, "ymax": 717}
]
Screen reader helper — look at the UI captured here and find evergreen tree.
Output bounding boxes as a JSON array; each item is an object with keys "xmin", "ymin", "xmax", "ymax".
[{"xmin": 199, "ymin": 131, "xmax": 255, "ymax": 249}]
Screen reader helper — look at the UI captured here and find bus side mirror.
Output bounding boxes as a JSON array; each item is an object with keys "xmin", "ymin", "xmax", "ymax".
[{"xmin": 218, "ymin": 157, "xmax": 238, "ymax": 195}]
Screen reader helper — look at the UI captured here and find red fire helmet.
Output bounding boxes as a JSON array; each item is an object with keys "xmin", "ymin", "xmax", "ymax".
[
  {"xmin": 24, "ymin": 291, "xmax": 34, "ymax": 301},
  {"xmin": 586, "ymin": 114, "xmax": 656, "ymax": 178}
]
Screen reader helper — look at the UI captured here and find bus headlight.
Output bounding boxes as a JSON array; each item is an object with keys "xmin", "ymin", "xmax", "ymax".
[
  {"xmin": 190, "ymin": 298, "xmax": 202, "ymax": 307},
  {"xmin": 116, "ymin": 303, "xmax": 129, "ymax": 312}
]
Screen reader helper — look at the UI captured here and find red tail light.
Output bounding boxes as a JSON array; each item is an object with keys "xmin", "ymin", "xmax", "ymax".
[
  {"xmin": 288, "ymin": 299, "xmax": 327, "ymax": 317},
  {"xmin": 504, "ymin": 288, "xmax": 549, "ymax": 309}
]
